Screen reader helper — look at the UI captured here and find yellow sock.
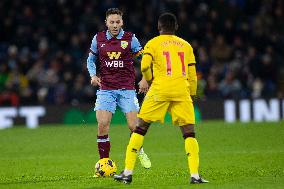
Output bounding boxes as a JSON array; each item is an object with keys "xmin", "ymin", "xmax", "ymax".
[
  {"xmin": 125, "ymin": 133, "xmax": 144, "ymax": 171},
  {"xmin": 184, "ymin": 137, "xmax": 199, "ymax": 174}
]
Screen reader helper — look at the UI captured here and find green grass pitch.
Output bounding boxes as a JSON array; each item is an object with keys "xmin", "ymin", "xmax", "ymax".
[{"xmin": 0, "ymin": 121, "xmax": 284, "ymax": 188}]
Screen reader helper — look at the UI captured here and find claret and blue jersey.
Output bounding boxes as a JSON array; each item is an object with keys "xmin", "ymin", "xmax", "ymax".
[{"xmin": 87, "ymin": 29, "xmax": 143, "ymax": 90}]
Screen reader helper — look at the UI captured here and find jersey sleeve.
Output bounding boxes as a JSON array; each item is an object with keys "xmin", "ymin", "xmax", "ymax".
[
  {"xmin": 87, "ymin": 53, "xmax": 97, "ymax": 77},
  {"xmin": 187, "ymin": 44, "xmax": 197, "ymax": 95},
  {"xmin": 141, "ymin": 54, "xmax": 153, "ymax": 81},
  {"xmin": 131, "ymin": 34, "xmax": 142, "ymax": 53},
  {"xmin": 141, "ymin": 40, "xmax": 154, "ymax": 81},
  {"xmin": 188, "ymin": 65, "xmax": 197, "ymax": 95},
  {"xmin": 188, "ymin": 45, "xmax": 196, "ymax": 64},
  {"xmin": 143, "ymin": 40, "xmax": 154, "ymax": 59},
  {"xmin": 131, "ymin": 34, "xmax": 143, "ymax": 61},
  {"xmin": 90, "ymin": 34, "xmax": 98, "ymax": 55},
  {"xmin": 87, "ymin": 35, "xmax": 98, "ymax": 77}
]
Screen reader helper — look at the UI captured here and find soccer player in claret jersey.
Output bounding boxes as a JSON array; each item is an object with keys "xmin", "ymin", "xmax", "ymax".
[
  {"xmin": 114, "ymin": 13, "xmax": 208, "ymax": 184},
  {"xmin": 86, "ymin": 8, "xmax": 151, "ymax": 175}
]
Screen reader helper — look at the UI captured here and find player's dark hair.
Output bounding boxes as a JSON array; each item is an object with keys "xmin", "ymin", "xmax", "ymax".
[
  {"xmin": 106, "ymin": 8, "xmax": 123, "ymax": 18},
  {"xmin": 158, "ymin": 12, "xmax": 178, "ymax": 32}
]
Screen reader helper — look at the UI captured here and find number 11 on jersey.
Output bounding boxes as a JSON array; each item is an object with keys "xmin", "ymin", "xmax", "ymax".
[{"xmin": 163, "ymin": 51, "xmax": 186, "ymax": 76}]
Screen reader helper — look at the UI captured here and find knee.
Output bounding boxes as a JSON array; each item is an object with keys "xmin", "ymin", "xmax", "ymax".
[
  {"xmin": 97, "ymin": 120, "xmax": 110, "ymax": 134},
  {"xmin": 97, "ymin": 115, "xmax": 111, "ymax": 127},
  {"xmin": 180, "ymin": 124, "xmax": 195, "ymax": 139},
  {"xmin": 96, "ymin": 111, "xmax": 112, "ymax": 128},
  {"xmin": 98, "ymin": 121, "xmax": 110, "ymax": 128},
  {"xmin": 133, "ymin": 118, "xmax": 151, "ymax": 136}
]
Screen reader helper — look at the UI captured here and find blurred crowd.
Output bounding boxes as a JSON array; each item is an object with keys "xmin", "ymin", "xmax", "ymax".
[{"xmin": 0, "ymin": 0, "xmax": 283, "ymax": 106}]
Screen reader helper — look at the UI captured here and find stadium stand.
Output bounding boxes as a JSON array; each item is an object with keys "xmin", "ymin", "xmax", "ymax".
[{"xmin": 0, "ymin": 0, "xmax": 283, "ymax": 105}]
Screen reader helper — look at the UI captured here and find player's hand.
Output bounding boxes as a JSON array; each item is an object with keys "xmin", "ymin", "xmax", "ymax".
[
  {"xmin": 91, "ymin": 76, "xmax": 101, "ymax": 87},
  {"xmin": 138, "ymin": 77, "xmax": 149, "ymax": 94}
]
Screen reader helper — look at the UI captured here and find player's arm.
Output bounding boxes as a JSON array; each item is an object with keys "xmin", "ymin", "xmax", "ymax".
[
  {"xmin": 187, "ymin": 45, "xmax": 197, "ymax": 96},
  {"xmin": 87, "ymin": 35, "xmax": 101, "ymax": 87},
  {"xmin": 188, "ymin": 63, "xmax": 197, "ymax": 96},
  {"xmin": 141, "ymin": 54, "xmax": 153, "ymax": 82},
  {"xmin": 131, "ymin": 34, "xmax": 144, "ymax": 61},
  {"xmin": 140, "ymin": 40, "xmax": 154, "ymax": 83},
  {"xmin": 131, "ymin": 34, "xmax": 150, "ymax": 93},
  {"xmin": 133, "ymin": 49, "xmax": 144, "ymax": 62}
]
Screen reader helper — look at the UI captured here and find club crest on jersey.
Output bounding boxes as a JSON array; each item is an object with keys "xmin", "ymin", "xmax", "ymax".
[{"xmin": 121, "ymin": 41, "xmax": 128, "ymax": 49}]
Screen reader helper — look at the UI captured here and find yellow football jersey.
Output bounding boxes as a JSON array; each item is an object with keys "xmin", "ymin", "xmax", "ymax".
[{"xmin": 142, "ymin": 35, "xmax": 196, "ymax": 101}]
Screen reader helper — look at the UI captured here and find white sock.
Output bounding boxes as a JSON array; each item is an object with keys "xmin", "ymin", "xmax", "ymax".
[
  {"xmin": 123, "ymin": 169, "xmax": 133, "ymax": 176},
  {"xmin": 191, "ymin": 173, "xmax": 200, "ymax": 179},
  {"xmin": 139, "ymin": 147, "xmax": 144, "ymax": 155}
]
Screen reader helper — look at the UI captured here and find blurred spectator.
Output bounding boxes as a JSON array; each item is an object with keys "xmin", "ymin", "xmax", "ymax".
[
  {"xmin": 0, "ymin": 64, "xmax": 9, "ymax": 91},
  {"xmin": 0, "ymin": 90, "xmax": 19, "ymax": 106},
  {"xmin": 251, "ymin": 78, "xmax": 263, "ymax": 98},
  {"xmin": 210, "ymin": 34, "xmax": 232, "ymax": 63},
  {"xmin": 218, "ymin": 71, "xmax": 242, "ymax": 98}
]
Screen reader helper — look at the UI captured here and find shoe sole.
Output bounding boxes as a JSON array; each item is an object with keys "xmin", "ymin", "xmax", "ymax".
[
  {"xmin": 123, "ymin": 180, "xmax": 131, "ymax": 184},
  {"xmin": 114, "ymin": 179, "xmax": 131, "ymax": 184},
  {"xmin": 190, "ymin": 182, "xmax": 208, "ymax": 184}
]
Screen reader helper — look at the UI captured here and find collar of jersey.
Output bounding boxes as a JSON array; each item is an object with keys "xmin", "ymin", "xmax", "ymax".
[{"xmin": 106, "ymin": 29, "xmax": 124, "ymax": 40}]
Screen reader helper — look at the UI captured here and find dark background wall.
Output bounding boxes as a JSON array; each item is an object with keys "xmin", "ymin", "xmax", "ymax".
[{"xmin": 0, "ymin": 0, "xmax": 284, "ymax": 107}]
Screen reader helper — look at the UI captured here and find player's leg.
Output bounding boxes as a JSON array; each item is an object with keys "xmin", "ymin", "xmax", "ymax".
[
  {"xmin": 125, "ymin": 119, "xmax": 150, "ymax": 173},
  {"xmin": 125, "ymin": 112, "xmax": 151, "ymax": 169},
  {"xmin": 113, "ymin": 119, "xmax": 150, "ymax": 183},
  {"xmin": 169, "ymin": 101, "xmax": 208, "ymax": 184},
  {"xmin": 118, "ymin": 90, "xmax": 151, "ymax": 168},
  {"xmin": 116, "ymin": 90, "xmax": 140, "ymax": 131},
  {"xmin": 96, "ymin": 110, "xmax": 112, "ymax": 159},
  {"xmin": 114, "ymin": 96, "xmax": 169, "ymax": 184},
  {"xmin": 180, "ymin": 125, "xmax": 208, "ymax": 184},
  {"xmin": 94, "ymin": 90, "xmax": 117, "ymax": 159}
]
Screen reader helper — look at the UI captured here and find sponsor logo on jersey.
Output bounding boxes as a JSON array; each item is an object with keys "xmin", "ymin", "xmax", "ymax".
[
  {"xmin": 105, "ymin": 60, "xmax": 124, "ymax": 67},
  {"xmin": 107, "ymin": 51, "xmax": 121, "ymax": 60}
]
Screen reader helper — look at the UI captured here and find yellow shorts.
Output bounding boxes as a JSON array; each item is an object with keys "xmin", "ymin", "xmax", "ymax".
[{"xmin": 137, "ymin": 96, "xmax": 195, "ymax": 126}]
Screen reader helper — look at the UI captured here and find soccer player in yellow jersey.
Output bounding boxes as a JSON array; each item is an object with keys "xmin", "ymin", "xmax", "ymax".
[{"xmin": 114, "ymin": 13, "xmax": 208, "ymax": 184}]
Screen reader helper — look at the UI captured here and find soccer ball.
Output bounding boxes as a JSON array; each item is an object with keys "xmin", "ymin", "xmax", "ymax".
[{"xmin": 94, "ymin": 158, "xmax": 117, "ymax": 177}]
